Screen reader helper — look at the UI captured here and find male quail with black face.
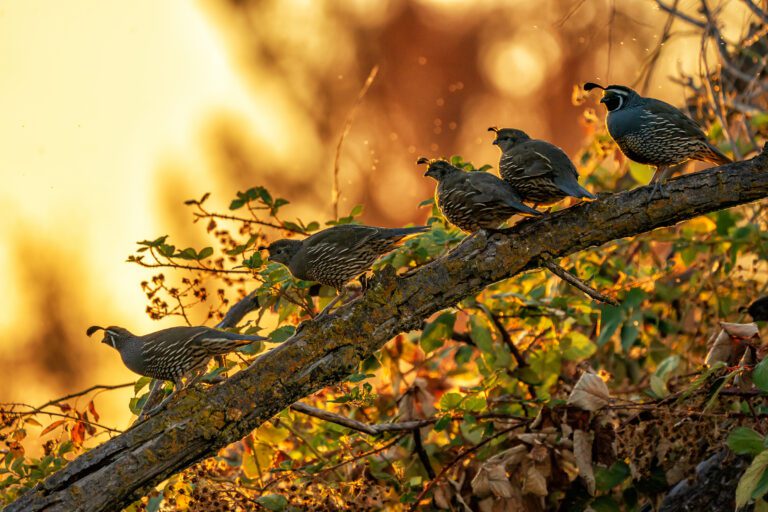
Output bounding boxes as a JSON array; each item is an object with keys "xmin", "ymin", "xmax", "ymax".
[
  {"xmin": 489, "ymin": 127, "xmax": 596, "ymax": 206},
  {"xmin": 267, "ymin": 223, "xmax": 428, "ymax": 314},
  {"xmin": 418, "ymin": 157, "xmax": 541, "ymax": 233},
  {"xmin": 87, "ymin": 325, "xmax": 265, "ymax": 389},
  {"xmin": 584, "ymin": 82, "xmax": 731, "ymax": 198}
]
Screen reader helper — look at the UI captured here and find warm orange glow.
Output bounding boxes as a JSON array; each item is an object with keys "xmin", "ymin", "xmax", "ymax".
[{"xmin": 0, "ymin": 0, "xmax": 756, "ymax": 435}]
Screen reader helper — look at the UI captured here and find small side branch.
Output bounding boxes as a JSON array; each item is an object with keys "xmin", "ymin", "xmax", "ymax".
[{"xmin": 542, "ymin": 260, "xmax": 619, "ymax": 306}]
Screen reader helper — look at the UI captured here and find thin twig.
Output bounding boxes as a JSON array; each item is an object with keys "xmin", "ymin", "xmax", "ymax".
[
  {"xmin": 26, "ymin": 383, "xmax": 134, "ymax": 414},
  {"xmin": 332, "ymin": 65, "xmax": 379, "ymax": 219},
  {"xmin": 408, "ymin": 424, "xmax": 526, "ymax": 511},
  {"xmin": 543, "ymin": 260, "xmax": 620, "ymax": 306},
  {"xmin": 412, "ymin": 428, "xmax": 436, "ymax": 480}
]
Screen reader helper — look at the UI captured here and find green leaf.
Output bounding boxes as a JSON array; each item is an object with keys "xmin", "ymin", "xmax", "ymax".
[
  {"xmin": 597, "ymin": 304, "xmax": 622, "ymax": 347},
  {"xmin": 728, "ymin": 427, "xmax": 766, "ymax": 456},
  {"xmin": 649, "ymin": 375, "xmax": 668, "ymax": 398},
  {"xmin": 595, "ymin": 461, "xmax": 630, "ymax": 491},
  {"xmin": 561, "ymin": 331, "xmax": 597, "ymax": 361},
  {"xmin": 197, "ymin": 247, "xmax": 213, "ymax": 260},
  {"xmin": 752, "ymin": 469, "xmax": 768, "ymax": 501},
  {"xmin": 134, "ymin": 377, "xmax": 151, "ymax": 394},
  {"xmin": 229, "ymin": 199, "xmax": 245, "ymax": 210},
  {"xmin": 439, "ymin": 392, "xmax": 463, "ymax": 411},
  {"xmin": 469, "ymin": 316, "xmax": 494, "ymax": 352},
  {"xmin": 158, "ymin": 244, "xmax": 175, "ymax": 257},
  {"xmin": 434, "ymin": 415, "xmax": 451, "ymax": 432},
  {"xmin": 349, "ymin": 204, "xmax": 364, "ymax": 217},
  {"xmin": 347, "ymin": 373, "xmax": 374, "ymax": 383},
  {"xmin": 419, "ymin": 312, "xmax": 455, "ymax": 353},
  {"xmin": 255, "ymin": 494, "xmax": 288, "ymax": 511},
  {"xmin": 590, "ymin": 496, "xmax": 621, "ymax": 512},
  {"xmin": 753, "ymin": 358, "xmax": 768, "ymax": 393},
  {"xmin": 463, "ymin": 396, "xmax": 485, "ymax": 412},
  {"xmin": 269, "ymin": 325, "xmax": 295, "ymax": 343},
  {"xmin": 736, "ymin": 450, "xmax": 768, "ymax": 507},
  {"xmin": 655, "ymin": 355, "xmax": 680, "ymax": 382}
]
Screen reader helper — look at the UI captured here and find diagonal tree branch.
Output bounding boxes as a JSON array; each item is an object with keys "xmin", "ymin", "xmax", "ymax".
[{"xmin": 9, "ymin": 148, "xmax": 768, "ymax": 512}]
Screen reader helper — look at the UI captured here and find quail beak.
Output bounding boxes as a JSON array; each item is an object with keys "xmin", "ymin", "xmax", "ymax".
[
  {"xmin": 599, "ymin": 97, "xmax": 609, "ymax": 104},
  {"xmin": 492, "ymin": 138, "xmax": 500, "ymax": 145}
]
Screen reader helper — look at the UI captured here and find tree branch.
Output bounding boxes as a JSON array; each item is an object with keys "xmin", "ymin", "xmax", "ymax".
[{"xmin": 9, "ymin": 149, "xmax": 768, "ymax": 512}]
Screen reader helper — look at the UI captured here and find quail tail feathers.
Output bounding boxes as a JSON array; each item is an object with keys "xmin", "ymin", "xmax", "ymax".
[
  {"xmin": 700, "ymin": 142, "xmax": 732, "ymax": 165},
  {"xmin": 553, "ymin": 177, "xmax": 596, "ymax": 200}
]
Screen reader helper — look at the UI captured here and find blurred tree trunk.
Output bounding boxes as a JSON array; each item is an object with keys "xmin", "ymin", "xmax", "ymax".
[{"xmin": 8, "ymin": 148, "xmax": 768, "ymax": 512}]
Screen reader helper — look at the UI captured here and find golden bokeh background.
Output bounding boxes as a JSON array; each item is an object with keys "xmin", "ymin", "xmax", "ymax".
[{"xmin": 0, "ymin": 0, "xmax": 753, "ymax": 431}]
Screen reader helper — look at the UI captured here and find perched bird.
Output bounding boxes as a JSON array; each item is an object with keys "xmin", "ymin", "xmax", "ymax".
[
  {"xmin": 266, "ymin": 224, "xmax": 428, "ymax": 314},
  {"xmin": 744, "ymin": 296, "xmax": 768, "ymax": 322},
  {"xmin": 87, "ymin": 325, "xmax": 265, "ymax": 389},
  {"xmin": 489, "ymin": 127, "xmax": 596, "ymax": 206},
  {"xmin": 584, "ymin": 82, "xmax": 731, "ymax": 198},
  {"xmin": 419, "ymin": 157, "xmax": 541, "ymax": 233}
]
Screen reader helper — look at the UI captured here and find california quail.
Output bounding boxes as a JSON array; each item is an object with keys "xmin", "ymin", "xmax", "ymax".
[
  {"xmin": 419, "ymin": 157, "xmax": 541, "ymax": 233},
  {"xmin": 745, "ymin": 296, "xmax": 768, "ymax": 322},
  {"xmin": 584, "ymin": 82, "xmax": 731, "ymax": 199},
  {"xmin": 266, "ymin": 223, "xmax": 428, "ymax": 314},
  {"xmin": 86, "ymin": 325, "xmax": 265, "ymax": 389},
  {"xmin": 489, "ymin": 127, "xmax": 596, "ymax": 206}
]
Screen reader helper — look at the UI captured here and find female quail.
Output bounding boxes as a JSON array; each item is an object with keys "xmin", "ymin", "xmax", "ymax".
[
  {"xmin": 489, "ymin": 127, "xmax": 596, "ymax": 206},
  {"xmin": 584, "ymin": 82, "xmax": 731, "ymax": 198},
  {"xmin": 419, "ymin": 157, "xmax": 541, "ymax": 233},
  {"xmin": 87, "ymin": 325, "xmax": 265, "ymax": 389},
  {"xmin": 266, "ymin": 223, "xmax": 428, "ymax": 314}
]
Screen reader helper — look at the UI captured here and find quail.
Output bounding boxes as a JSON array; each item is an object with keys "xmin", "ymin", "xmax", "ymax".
[
  {"xmin": 266, "ymin": 223, "xmax": 428, "ymax": 315},
  {"xmin": 87, "ymin": 325, "xmax": 265, "ymax": 389},
  {"xmin": 744, "ymin": 296, "xmax": 768, "ymax": 322},
  {"xmin": 584, "ymin": 82, "xmax": 731, "ymax": 199},
  {"xmin": 419, "ymin": 157, "xmax": 541, "ymax": 233},
  {"xmin": 489, "ymin": 127, "xmax": 596, "ymax": 206}
]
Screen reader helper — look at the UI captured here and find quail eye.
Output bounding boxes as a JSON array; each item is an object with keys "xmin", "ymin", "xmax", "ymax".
[{"xmin": 604, "ymin": 95, "xmax": 623, "ymax": 111}]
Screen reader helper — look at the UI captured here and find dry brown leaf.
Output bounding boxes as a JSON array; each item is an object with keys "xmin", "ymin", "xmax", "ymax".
[
  {"xmin": 433, "ymin": 483, "xmax": 453, "ymax": 510},
  {"xmin": 573, "ymin": 429, "xmax": 595, "ymax": 495},
  {"xmin": 567, "ymin": 372, "xmax": 611, "ymax": 412},
  {"xmin": 471, "ymin": 463, "xmax": 514, "ymax": 498},
  {"xmin": 705, "ymin": 322, "xmax": 759, "ymax": 366},
  {"xmin": 522, "ymin": 465, "xmax": 548, "ymax": 496},
  {"xmin": 721, "ymin": 321, "xmax": 760, "ymax": 339}
]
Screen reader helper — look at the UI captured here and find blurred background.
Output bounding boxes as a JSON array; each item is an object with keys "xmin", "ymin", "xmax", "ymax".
[{"xmin": 0, "ymin": 0, "xmax": 755, "ymax": 429}]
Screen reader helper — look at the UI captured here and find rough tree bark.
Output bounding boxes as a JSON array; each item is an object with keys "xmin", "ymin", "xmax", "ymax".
[{"xmin": 9, "ymin": 148, "xmax": 768, "ymax": 511}]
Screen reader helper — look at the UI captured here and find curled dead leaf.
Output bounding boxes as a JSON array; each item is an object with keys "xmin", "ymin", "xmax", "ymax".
[
  {"xmin": 522, "ymin": 465, "xmax": 548, "ymax": 496},
  {"xmin": 567, "ymin": 372, "xmax": 611, "ymax": 412},
  {"xmin": 705, "ymin": 322, "xmax": 760, "ymax": 366},
  {"xmin": 471, "ymin": 463, "xmax": 514, "ymax": 499},
  {"xmin": 573, "ymin": 429, "xmax": 595, "ymax": 495}
]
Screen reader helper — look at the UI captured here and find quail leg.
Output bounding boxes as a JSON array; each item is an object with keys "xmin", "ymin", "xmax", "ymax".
[
  {"xmin": 648, "ymin": 165, "xmax": 671, "ymax": 201},
  {"xmin": 314, "ymin": 288, "xmax": 349, "ymax": 320}
]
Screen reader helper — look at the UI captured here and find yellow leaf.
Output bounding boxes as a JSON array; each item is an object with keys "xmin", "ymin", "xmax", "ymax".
[{"xmin": 736, "ymin": 450, "xmax": 768, "ymax": 507}]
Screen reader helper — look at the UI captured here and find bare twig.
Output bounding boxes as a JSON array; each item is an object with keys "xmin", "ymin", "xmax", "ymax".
[
  {"xmin": 408, "ymin": 424, "xmax": 527, "ymax": 511},
  {"xmin": 24, "ymin": 383, "xmax": 134, "ymax": 414},
  {"xmin": 332, "ymin": 65, "xmax": 379, "ymax": 219},
  {"xmin": 542, "ymin": 260, "xmax": 619, "ymax": 306},
  {"xmin": 412, "ymin": 428, "xmax": 436, "ymax": 480}
]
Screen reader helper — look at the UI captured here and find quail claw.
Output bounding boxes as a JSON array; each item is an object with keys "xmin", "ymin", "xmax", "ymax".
[{"xmin": 648, "ymin": 180, "xmax": 669, "ymax": 202}]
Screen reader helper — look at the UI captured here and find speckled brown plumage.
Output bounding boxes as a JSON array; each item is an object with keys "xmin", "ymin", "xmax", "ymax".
[
  {"xmin": 267, "ymin": 224, "xmax": 428, "ymax": 291},
  {"xmin": 419, "ymin": 157, "xmax": 541, "ymax": 232},
  {"xmin": 490, "ymin": 127, "xmax": 596, "ymax": 206}
]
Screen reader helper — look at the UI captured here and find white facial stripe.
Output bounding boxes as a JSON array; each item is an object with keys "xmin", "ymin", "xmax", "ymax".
[
  {"xmin": 106, "ymin": 330, "xmax": 118, "ymax": 348},
  {"xmin": 606, "ymin": 88, "xmax": 629, "ymax": 97}
]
